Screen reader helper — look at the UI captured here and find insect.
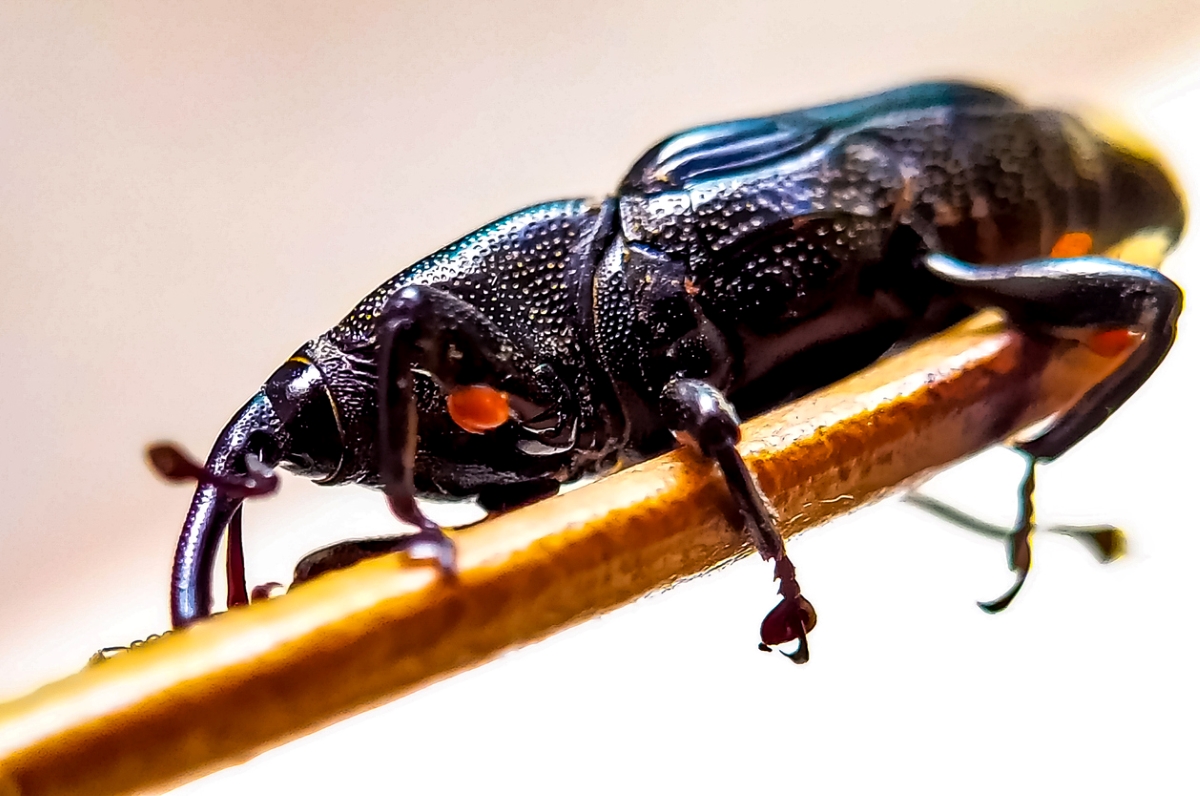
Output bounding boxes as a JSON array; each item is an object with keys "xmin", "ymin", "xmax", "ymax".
[{"xmin": 156, "ymin": 82, "xmax": 1184, "ymax": 664}]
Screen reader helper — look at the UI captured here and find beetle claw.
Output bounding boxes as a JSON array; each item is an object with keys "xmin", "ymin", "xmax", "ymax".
[
  {"xmin": 391, "ymin": 530, "xmax": 459, "ymax": 577},
  {"xmin": 758, "ymin": 556, "xmax": 817, "ymax": 663},
  {"xmin": 759, "ymin": 596, "xmax": 815, "ymax": 664},
  {"xmin": 978, "ymin": 456, "xmax": 1036, "ymax": 613},
  {"xmin": 978, "ymin": 569, "xmax": 1028, "ymax": 614}
]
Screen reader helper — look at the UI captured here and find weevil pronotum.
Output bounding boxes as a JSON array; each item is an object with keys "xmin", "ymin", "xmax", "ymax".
[{"xmin": 148, "ymin": 82, "xmax": 1183, "ymax": 664}]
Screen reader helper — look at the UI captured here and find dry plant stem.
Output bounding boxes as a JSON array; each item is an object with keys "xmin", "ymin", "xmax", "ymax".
[{"xmin": 0, "ymin": 311, "xmax": 1131, "ymax": 796}]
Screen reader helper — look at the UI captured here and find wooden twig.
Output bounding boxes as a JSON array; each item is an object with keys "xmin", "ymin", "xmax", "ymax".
[{"xmin": 0, "ymin": 311, "xmax": 1131, "ymax": 796}]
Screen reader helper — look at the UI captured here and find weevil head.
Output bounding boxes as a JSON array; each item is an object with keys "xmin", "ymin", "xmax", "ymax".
[{"xmin": 258, "ymin": 356, "xmax": 346, "ymax": 481}]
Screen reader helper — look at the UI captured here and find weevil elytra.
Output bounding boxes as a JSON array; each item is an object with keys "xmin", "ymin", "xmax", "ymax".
[{"xmin": 154, "ymin": 82, "xmax": 1183, "ymax": 663}]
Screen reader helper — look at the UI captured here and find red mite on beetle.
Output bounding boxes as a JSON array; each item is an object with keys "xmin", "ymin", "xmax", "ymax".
[{"xmin": 138, "ymin": 82, "xmax": 1183, "ymax": 665}]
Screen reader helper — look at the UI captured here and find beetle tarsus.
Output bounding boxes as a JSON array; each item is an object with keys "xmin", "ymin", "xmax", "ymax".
[
  {"xmin": 390, "ymin": 530, "xmax": 458, "ymax": 575},
  {"xmin": 760, "ymin": 556, "xmax": 817, "ymax": 663},
  {"xmin": 978, "ymin": 570, "xmax": 1028, "ymax": 614},
  {"xmin": 977, "ymin": 452, "xmax": 1036, "ymax": 612},
  {"xmin": 379, "ymin": 495, "xmax": 459, "ymax": 577}
]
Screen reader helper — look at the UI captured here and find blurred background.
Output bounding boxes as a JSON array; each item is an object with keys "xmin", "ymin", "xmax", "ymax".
[{"xmin": 2, "ymin": 2, "xmax": 1199, "ymax": 793}]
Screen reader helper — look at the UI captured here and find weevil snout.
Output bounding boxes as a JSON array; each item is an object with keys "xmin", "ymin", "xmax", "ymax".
[{"xmin": 166, "ymin": 357, "xmax": 343, "ymax": 626}]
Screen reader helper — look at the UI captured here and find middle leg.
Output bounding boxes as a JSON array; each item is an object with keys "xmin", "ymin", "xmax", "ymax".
[
  {"xmin": 661, "ymin": 377, "xmax": 817, "ymax": 662},
  {"xmin": 372, "ymin": 284, "xmax": 556, "ymax": 574}
]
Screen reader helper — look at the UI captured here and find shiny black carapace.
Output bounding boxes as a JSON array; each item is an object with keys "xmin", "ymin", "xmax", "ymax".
[{"xmin": 160, "ymin": 82, "xmax": 1184, "ymax": 663}]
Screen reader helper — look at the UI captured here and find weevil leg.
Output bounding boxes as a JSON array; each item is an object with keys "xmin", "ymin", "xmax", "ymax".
[
  {"xmin": 374, "ymin": 285, "xmax": 560, "ymax": 575},
  {"xmin": 293, "ymin": 538, "xmax": 408, "ymax": 584},
  {"xmin": 661, "ymin": 377, "xmax": 817, "ymax": 663},
  {"xmin": 923, "ymin": 252, "xmax": 1182, "ymax": 609},
  {"xmin": 977, "ymin": 451, "xmax": 1036, "ymax": 613},
  {"xmin": 904, "ymin": 491, "xmax": 1126, "ymax": 564}
]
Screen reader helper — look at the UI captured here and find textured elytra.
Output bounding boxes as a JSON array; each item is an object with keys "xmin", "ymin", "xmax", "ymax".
[
  {"xmin": 292, "ymin": 82, "xmax": 1177, "ymax": 497},
  {"xmin": 327, "ymin": 201, "xmax": 597, "ymax": 353}
]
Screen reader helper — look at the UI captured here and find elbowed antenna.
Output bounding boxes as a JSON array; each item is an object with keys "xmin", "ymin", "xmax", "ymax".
[{"xmin": 164, "ymin": 357, "xmax": 344, "ymax": 628}]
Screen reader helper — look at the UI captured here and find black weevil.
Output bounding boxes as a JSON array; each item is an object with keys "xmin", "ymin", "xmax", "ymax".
[{"xmin": 154, "ymin": 82, "xmax": 1184, "ymax": 663}]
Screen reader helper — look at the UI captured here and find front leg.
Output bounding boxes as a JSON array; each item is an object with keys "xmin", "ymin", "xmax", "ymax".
[
  {"xmin": 661, "ymin": 377, "xmax": 817, "ymax": 662},
  {"xmin": 373, "ymin": 285, "xmax": 542, "ymax": 573}
]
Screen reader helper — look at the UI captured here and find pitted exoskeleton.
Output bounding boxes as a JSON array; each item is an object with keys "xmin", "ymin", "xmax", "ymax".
[{"xmin": 160, "ymin": 82, "xmax": 1184, "ymax": 663}]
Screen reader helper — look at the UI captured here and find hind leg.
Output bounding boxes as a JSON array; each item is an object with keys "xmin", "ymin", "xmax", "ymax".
[{"xmin": 923, "ymin": 253, "xmax": 1181, "ymax": 609}]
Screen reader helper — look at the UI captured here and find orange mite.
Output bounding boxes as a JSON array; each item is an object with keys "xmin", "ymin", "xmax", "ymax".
[
  {"xmin": 1050, "ymin": 233, "xmax": 1141, "ymax": 358},
  {"xmin": 446, "ymin": 385, "xmax": 511, "ymax": 433},
  {"xmin": 1050, "ymin": 231, "xmax": 1093, "ymax": 258},
  {"xmin": 1086, "ymin": 328, "xmax": 1142, "ymax": 358}
]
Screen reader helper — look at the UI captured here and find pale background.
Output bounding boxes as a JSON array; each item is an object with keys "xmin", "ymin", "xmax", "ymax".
[{"xmin": 2, "ymin": 2, "xmax": 1200, "ymax": 794}]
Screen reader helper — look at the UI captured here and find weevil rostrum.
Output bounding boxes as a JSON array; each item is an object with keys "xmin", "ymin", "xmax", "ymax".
[{"xmin": 149, "ymin": 82, "xmax": 1184, "ymax": 664}]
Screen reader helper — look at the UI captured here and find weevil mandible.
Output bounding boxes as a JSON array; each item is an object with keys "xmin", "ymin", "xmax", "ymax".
[{"xmin": 157, "ymin": 82, "xmax": 1184, "ymax": 663}]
